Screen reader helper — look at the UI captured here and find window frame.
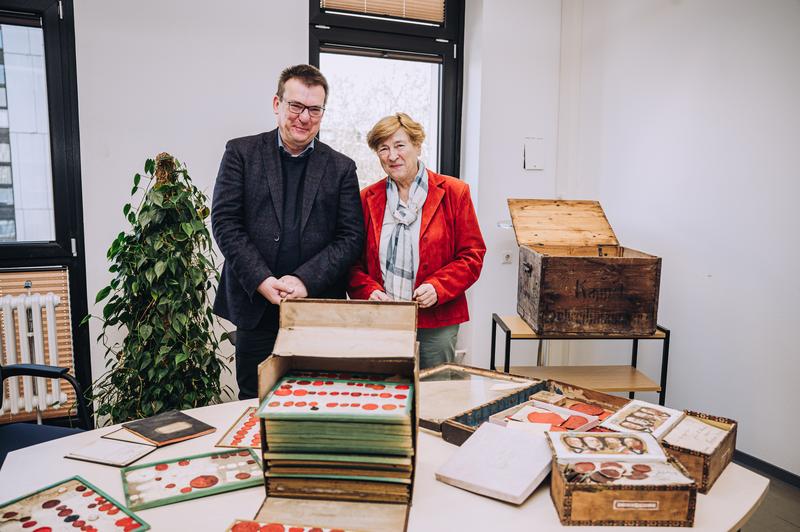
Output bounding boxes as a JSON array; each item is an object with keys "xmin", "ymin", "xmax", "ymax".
[
  {"xmin": 0, "ymin": 0, "xmax": 90, "ymax": 400},
  {"xmin": 309, "ymin": 0, "xmax": 464, "ymax": 178}
]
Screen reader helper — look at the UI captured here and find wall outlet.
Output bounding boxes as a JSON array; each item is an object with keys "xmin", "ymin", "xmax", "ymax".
[
  {"xmin": 454, "ymin": 349, "xmax": 467, "ymax": 365},
  {"xmin": 502, "ymin": 250, "xmax": 514, "ymax": 264}
]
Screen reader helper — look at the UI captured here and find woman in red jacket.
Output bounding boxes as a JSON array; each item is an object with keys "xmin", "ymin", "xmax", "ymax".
[{"xmin": 348, "ymin": 113, "xmax": 486, "ymax": 368}]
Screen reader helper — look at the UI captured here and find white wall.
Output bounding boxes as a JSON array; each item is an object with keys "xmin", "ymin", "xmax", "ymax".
[
  {"xmin": 73, "ymin": 1, "xmax": 799, "ymax": 474},
  {"xmin": 560, "ymin": 0, "xmax": 800, "ymax": 474},
  {"xmin": 460, "ymin": 0, "xmax": 564, "ymax": 368},
  {"xmin": 74, "ymin": 1, "xmax": 308, "ymax": 398}
]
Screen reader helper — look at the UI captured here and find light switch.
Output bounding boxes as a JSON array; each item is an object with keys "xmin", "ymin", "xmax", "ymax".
[{"xmin": 524, "ymin": 137, "xmax": 544, "ymax": 170}]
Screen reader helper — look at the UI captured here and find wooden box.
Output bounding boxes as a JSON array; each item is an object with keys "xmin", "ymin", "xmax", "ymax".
[
  {"xmin": 256, "ymin": 299, "xmax": 418, "ymax": 532},
  {"xmin": 550, "ymin": 458, "xmax": 697, "ymax": 527},
  {"xmin": 509, "ymin": 199, "xmax": 662, "ymax": 335},
  {"xmin": 433, "ymin": 374, "xmax": 630, "ymax": 446},
  {"xmin": 661, "ymin": 411, "xmax": 737, "ymax": 494}
]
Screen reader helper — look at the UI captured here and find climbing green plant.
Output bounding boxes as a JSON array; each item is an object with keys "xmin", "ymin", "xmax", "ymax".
[{"xmin": 88, "ymin": 153, "xmax": 227, "ymax": 423}]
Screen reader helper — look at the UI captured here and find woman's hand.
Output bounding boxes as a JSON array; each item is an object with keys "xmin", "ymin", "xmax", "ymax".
[
  {"xmin": 369, "ymin": 290, "xmax": 391, "ymax": 301},
  {"xmin": 413, "ymin": 283, "xmax": 438, "ymax": 308}
]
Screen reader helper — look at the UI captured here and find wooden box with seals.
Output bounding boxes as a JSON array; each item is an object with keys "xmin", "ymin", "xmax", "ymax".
[
  {"xmin": 255, "ymin": 299, "xmax": 418, "ymax": 532},
  {"xmin": 419, "ymin": 368, "xmax": 629, "ymax": 446},
  {"xmin": 599, "ymin": 401, "xmax": 738, "ymax": 493},
  {"xmin": 509, "ymin": 199, "xmax": 661, "ymax": 335},
  {"xmin": 660, "ymin": 411, "xmax": 737, "ymax": 493},
  {"xmin": 547, "ymin": 431, "xmax": 697, "ymax": 526}
]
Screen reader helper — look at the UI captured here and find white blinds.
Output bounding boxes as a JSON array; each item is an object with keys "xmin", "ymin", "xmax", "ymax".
[{"xmin": 321, "ymin": 0, "xmax": 446, "ymax": 24}]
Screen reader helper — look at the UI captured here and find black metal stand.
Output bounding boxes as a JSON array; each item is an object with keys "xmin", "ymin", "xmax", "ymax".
[{"xmin": 489, "ymin": 313, "xmax": 671, "ymax": 405}]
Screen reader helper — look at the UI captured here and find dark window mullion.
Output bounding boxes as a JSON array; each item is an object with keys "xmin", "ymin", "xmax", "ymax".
[
  {"xmin": 311, "ymin": 1, "xmax": 459, "ymax": 41},
  {"xmin": 41, "ymin": 1, "xmax": 72, "ymax": 255}
]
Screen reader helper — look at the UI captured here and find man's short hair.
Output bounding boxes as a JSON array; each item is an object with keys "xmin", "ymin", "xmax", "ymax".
[
  {"xmin": 277, "ymin": 64, "xmax": 329, "ymax": 104},
  {"xmin": 367, "ymin": 113, "xmax": 426, "ymax": 151}
]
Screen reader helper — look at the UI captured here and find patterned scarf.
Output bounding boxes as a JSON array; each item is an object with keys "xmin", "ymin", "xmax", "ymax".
[{"xmin": 383, "ymin": 161, "xmax": 428, "ymax": 301}]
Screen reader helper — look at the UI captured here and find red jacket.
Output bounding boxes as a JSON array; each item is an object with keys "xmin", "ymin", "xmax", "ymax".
[{"xmin": 348, "ymin": 169, "xmax": 486, "ymax": 328}]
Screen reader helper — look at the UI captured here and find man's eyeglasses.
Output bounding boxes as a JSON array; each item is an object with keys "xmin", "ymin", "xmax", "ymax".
[{"xmin": 282, "ymin": 99, "xmax": 325, "ymax": 119}]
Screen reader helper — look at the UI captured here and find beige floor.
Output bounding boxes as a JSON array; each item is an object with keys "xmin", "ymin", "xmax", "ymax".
[{"xmin": 740, "ymin": 464, "xmax": 800, "ymax": 531}]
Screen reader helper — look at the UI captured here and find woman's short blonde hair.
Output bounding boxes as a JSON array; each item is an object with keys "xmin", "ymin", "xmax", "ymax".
[{"xmin": 367, "ymin": 113, "xmax": 426, "ymax": 151}]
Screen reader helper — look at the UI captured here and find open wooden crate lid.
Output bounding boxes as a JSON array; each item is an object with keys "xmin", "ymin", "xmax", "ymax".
[
  {"xmin": 507, "ymin": 199, "xmax": 619, "ymax": 252},
  {"xmin": 274, "ymin": 299, "xmax": 417, "ymax": 359}
]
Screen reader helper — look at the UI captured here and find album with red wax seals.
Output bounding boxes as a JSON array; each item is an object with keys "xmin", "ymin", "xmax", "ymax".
[
  {"xmin": 254, "ymin": 299, "xmax": 419, "ymax": 532},
  {"xmin": 216, "ymin": 406, "xmax": 261, "ymax": 449},
  {"xmin": 120, "ymin": 448, "xmax": 262, "ymax": 511},
  {"xmin": 0, "ymin": 475, "xmax": 150, "ymax": 531}
]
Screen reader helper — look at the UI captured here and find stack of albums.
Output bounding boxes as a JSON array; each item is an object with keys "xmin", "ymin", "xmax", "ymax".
[{"xmin": 257, "ymin": 372, "xmax": 414, "ymax": 504}]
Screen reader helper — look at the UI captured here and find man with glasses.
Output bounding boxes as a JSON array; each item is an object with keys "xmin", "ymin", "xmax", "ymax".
[{"xmin": 212, "ymin": 64, "xmax": 364, "ymax": 399}]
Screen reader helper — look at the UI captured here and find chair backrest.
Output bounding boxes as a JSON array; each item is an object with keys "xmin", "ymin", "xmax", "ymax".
[{"xmin": 0, "ymin": 268, "xmax": 77, "ymax": 422}]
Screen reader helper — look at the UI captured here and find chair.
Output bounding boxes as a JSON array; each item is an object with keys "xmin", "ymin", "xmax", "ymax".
[{"xmin": 0, "ymin": 363, "xmax": 92, "ymax": 469}]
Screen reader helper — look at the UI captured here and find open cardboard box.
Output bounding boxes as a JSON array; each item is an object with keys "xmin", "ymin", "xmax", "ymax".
[{"xmin": 255, "ymin": 299, "xmax": 419, "ymax": 532}]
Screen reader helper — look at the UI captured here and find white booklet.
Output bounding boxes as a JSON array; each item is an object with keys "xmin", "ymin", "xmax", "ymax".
[
  {"xmin": 662, "ymin": 415, "xmax": 730, "ymax": 454},
  {"xmin": 600, "ymin": 399, "xmax": 685, "ymax": 439},
  {"xmin": 435, "ymin": 422, "xmax": 552, "ymax": 504},
  {"xmin": 65, "ymin": 430, "xmax": 156, "ymax": 467}
]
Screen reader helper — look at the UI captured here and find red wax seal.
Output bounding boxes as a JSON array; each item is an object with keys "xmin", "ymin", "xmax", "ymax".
[
  {"xmin": 231, "ymin": 522, "xmax": 261, "ymax": 532},
  {"xmin": 569, "ymin": 402, "xmax": 604, "ymax": 416},
  {"xmin": 526, "ymin": 412, "xmax": 563, "ymax": 425},
  {"xmin": 189, "ymin": 475, "xmax": 219, "ymax": 489},
  {"xmin": 599, "ymin": 468, "xmax": 622, "ymax": 479},
  {"xmin": 573, "ymin": 462, "xmax": 595, "ymax": 473},
  {"xmin": 561, "ymin": 415, "xmax": 588, "ymax": 430}
]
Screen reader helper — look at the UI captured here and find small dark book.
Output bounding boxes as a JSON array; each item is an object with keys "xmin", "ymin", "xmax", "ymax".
[{"xmin": 121, "ymin": 410, "xmax": 215, "ymax": 446}]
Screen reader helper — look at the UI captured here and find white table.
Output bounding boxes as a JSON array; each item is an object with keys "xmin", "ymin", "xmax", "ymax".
[{"xmin": 0, "ymin": 400, "xmax": 768, "ymax": 531}]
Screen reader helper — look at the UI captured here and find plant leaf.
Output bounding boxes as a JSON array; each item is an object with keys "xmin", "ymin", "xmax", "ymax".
[
  {"xmin": 155, "ymin": 261, "xmax": 167, "ymax": 279},
  {"xmin": 95, "ymin": 285, "xmax": 111, "ymax": 303}
]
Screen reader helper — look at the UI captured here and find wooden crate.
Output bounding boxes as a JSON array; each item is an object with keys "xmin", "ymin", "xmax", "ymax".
[
  {"xmin": 256, "ymin": 299, "xmax": 418, "ymax": 532},
  {"xmin": 550, "ymin": 458, "xmax": 697, "ymax": 526},
  {"xmin": 509, "ymin": 199, "xmax": 661, "ymax": 335},
  {"xmin": 661, "ymin": 411, "xmax": 737, "ymax": 494},
  {"xmin": 439, "ymin": 377, "xmax": 630, "ymax": 446}
]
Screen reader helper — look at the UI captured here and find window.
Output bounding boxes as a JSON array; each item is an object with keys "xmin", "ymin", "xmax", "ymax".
[
  {"xmin": 0, "ymin": 22, "xmax": 54, "ymax": 242},
  {"xmin": 0, "ymin": 1, "xmax": 90, "ymax": 403},
  {"xmin": 319, "ymin": 51, "xmax": 440, "ymax": 188},
  {"xmin": 310, "ymin": 0, "xmax": 463, "ymax": 185}
]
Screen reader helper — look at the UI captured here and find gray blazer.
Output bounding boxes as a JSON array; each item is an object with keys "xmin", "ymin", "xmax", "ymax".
[{"xmin": 211, "ymin": 128, "xmax": 364, "ymax": 329}]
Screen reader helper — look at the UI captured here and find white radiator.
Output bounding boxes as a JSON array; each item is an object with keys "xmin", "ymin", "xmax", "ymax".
[{"xmin": 0, "ymin": 293, "xmax": 67, "ymax": 415}]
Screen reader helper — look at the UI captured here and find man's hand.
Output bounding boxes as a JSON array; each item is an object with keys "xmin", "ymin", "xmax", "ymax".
[
  {"xmin": 369, "ymin": 290, "xmax": 391, "ymax": 302},
  {"xmin": 279, "ymin": 275, "xmax": 308, "ymax": 299},
  {"xmin": 257, "ymin": 276, "xmax": 293, "ymax": 305},
  {"xmin": 413, "ymin": 283, "xmax": 438, "ymax": 308}
]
